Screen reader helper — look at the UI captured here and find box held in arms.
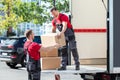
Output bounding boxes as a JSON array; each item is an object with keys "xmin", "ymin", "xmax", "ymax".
[{"xmin": 41, "ymin": 33, "xmax": 66, "ymax": 47}]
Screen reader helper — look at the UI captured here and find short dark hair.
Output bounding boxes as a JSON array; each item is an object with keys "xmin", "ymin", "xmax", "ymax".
[
  {"xmin": 25, "ymin": 30, "xmax": 33, "ymax": 38},
  {"xmin": 50, "ymin": 7, "xmax": 58, "ymax": 12}
]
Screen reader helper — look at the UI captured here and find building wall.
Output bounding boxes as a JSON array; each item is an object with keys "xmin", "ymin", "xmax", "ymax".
[{"xmin": 71, "ymin": 0, "xmax": 107, "ymax": 64}]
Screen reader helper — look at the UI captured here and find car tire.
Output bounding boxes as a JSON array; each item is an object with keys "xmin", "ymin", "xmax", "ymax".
[{"xmin": 6, "ymin": 62, "xmax": 17, "ymax": 68}]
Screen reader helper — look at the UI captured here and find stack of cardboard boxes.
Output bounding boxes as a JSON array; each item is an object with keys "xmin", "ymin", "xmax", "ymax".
[{"xmin": 40, "ymin": 33, "xmax": 66, "ymax": 70}]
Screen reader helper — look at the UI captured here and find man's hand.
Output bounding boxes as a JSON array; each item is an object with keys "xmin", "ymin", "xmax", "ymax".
[
  {"xmin": 54, "ymin": 43, "xmax": 61, "ymax": 48},
  {"xmin": 52, "ymin": 26, "xmax": 56, "ymax": 33}
]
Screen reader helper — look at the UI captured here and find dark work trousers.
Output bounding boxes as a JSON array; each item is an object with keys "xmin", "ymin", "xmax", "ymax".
[
  {"xmin": 60, "ymin": 35, "xmax": 80, "ymax": 68},
  {"xmin": 26, "ymin": 55, "xmax": 41, "ymax": 80},
  {"xmin": 56, "ymin": 24, "xmax": 80, "ymax": 68}
]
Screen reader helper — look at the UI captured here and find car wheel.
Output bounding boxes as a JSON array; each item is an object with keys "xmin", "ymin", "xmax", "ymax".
[
  {"xmin": 6, "ymin": 62, "xmax": 17, "ymax": 68},
  {"xmin": 21, "ymin": 56, "xmax": 26, "ymax": 67}
]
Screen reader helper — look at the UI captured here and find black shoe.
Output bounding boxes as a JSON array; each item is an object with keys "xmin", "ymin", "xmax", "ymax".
[
  {"xmin": 58, "ymin": 67, "xmax": 66, "ymax": 71},
  {"xmin": 75, "ymin": 65, "xmax": 80, "ymax": 70}
]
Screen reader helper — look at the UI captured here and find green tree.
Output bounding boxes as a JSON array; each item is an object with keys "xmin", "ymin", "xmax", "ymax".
[
  {"xmin": 0, "ymin": 0, "xmax": 69, "ymax": 32},
  {"xmin": 42, "ymin": 0, "xmax": 69, "ymax": 12},
  {"xmin": 0, "ymin": 0, "xmax": 47, "ymax": 30},
  {"xmin": 41, "ymin": 0, "xmax": 69, "ymax": 21},
  {"xmin": 0, "ymin": 0, "xmax": 23, "ymax": 30},
  {"xmin": 13, "ymin": 1, "xmax": 47, "ymax": 24}
]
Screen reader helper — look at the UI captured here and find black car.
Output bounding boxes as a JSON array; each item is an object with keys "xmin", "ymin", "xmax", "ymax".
[{"xmin": 0, "ymin": 36, "xmax": 41, "ymax": 68}]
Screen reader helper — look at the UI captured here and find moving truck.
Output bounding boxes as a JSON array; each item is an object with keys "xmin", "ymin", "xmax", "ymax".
[
  {"xmin": 43, "ymin": 0, "xmax": 120, "ymax": 80},
  {"xmin": 71, "ymin": 0, "xmax": 107, "ymax": 65}
]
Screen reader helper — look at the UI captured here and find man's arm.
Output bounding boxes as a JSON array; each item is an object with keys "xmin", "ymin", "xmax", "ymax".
[
  {"xmin": 52, "ymin": 26, "xmax": 56, "ymax": 33},
  {"xmin": 61, "ymin": 21, "xmax": 67, "ymax": 34},
  {"xmin": 57, "ymin": 21, "xmax": 67, "ymax": 37}
]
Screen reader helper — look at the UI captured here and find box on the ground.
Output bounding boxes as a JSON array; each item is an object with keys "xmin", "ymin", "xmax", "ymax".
[
  {"xmin": 40, "ymin": 48, "xmax": 58, "ymax": 57},
  {"xmin": 41, "ymin": 33, "xmax": 66, "ymax": 47},
  {"xmin": 41, "ymin": 57, "xmax": 61, "ymax": 70}
]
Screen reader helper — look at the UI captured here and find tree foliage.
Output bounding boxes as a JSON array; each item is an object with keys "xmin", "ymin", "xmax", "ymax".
[
  {"xmin": 42, "ymin": 0, "xmax": 69, "ymax": 12},
  {"xmin": 41, "ymin": 0, "xmax": 69, "ymax": 21},
  {"xmin": 13, "ymin": 1, "xmax": 47, "ymax": 24},
  {"xmin": 0, "ymin": 0, "xmax": 69, "ymax": 31},
  {"xmin": 0, "ymin": 0, "xmax": 47, "ymax": 30},
  {"xmin": 0, "ymin": 0, "xmax": 23, "ymax": 29}
]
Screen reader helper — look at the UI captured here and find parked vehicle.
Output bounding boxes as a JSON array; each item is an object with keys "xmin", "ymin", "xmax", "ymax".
[{"xmin": 0, "ymin": 36, "xmax": 41, "ymax": 68}]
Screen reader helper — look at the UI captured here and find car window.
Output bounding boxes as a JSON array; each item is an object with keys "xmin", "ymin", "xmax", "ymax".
[
  {"xmin": 34, "ymin": 36, "xmax": 41, "ymax": 44},
  {"xmin": 1, "ymin": 39, "xmax": 18, "ymax": 45}
]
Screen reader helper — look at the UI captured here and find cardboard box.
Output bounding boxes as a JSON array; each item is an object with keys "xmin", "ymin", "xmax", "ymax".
[
  {"xmin": 41, "ymin": 33, "xmax": 66, "ymax": 47},
  {"xmin": 40, "ymin": 48, "xmax": 58, "ymax": 57},
  {"xmin": 41, "ymin": 57, "xmax": 61, "ymax": 70}
]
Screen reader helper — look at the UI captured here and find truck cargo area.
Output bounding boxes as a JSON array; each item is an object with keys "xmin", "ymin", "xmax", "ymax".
[
  {"xmin": 42, "ymin": 65, "xmax": 106, "ymax": 74},
  {"xmin": 42, "ymin": 65, "xmax": 120, "ymax": 80}
]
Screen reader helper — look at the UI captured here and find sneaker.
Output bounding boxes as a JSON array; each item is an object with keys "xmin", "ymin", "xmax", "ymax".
[
  {"xmin": 75, "ymin": 65, "xmax": 80, "ymax": 70},
  {"xmin": 58, "ymin": 67, "xmax": 66, "ymax": 71}
]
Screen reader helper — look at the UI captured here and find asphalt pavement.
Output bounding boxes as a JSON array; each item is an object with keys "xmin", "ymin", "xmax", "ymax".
[{"xmin": 0, "ymin": 62, "xmax": 83, "ymax": 80}]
